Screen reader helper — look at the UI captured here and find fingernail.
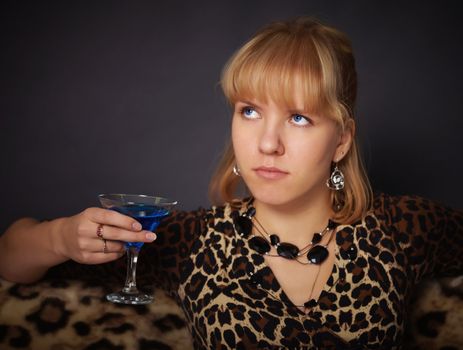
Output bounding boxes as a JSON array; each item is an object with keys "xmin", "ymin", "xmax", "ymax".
[
  {"xmin": 145, "ymin": 232, "xmax": 156, "ymax": 241},
  {"xmin": 132, "ymin": 222, "xmax": 142, "ymax": 231}
]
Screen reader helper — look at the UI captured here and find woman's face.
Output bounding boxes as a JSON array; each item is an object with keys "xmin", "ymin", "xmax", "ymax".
[{"xmin": 231, "ymin": 93, "xmax": 351, "ymax": 209}]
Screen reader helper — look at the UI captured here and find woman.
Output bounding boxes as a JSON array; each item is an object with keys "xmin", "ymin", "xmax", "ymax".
[{"xmin": 1, "ymin": 17, "xmax": 462, "ymax": 349}]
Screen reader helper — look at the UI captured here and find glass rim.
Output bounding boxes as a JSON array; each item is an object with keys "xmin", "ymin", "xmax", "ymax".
[{"xmin": 98, "ymin": 193, "xmax": 178, "ymax": 206}]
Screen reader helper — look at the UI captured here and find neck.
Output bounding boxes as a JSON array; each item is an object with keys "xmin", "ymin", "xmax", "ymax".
[{"xmin": 252, "ymin": 190, "xmax": 333, "ymax": 247}]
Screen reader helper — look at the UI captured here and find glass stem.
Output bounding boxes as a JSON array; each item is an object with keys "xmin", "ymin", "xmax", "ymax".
[{"xmin": 122, "ymin": 246, "xmax": 140, "ymax": 294}]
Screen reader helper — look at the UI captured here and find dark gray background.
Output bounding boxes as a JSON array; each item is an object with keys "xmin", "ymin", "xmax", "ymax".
[{"xmin": 1, "ymin": 0, "xmax": 462, "ymax": 232}]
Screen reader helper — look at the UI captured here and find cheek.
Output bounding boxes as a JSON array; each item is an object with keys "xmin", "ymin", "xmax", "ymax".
[
  {"xmin": 231, "ymin": 119, "xmax": 251, "ymax": 160},
  {"xmin": 288, "ymin": 135, "xmax": 337, "ymax": 167},
  {"xmin": 231, "ymin": 119, "xmax": 241, "ymax": 155}
]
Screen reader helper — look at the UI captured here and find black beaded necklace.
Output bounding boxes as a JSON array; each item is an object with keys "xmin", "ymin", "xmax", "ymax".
[{"xmin": 234, "ymin": 206, "xmax": 338, "ymax": 265}]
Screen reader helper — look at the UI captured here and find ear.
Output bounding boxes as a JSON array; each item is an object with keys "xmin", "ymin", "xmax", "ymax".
[{"xmin": 333, "ymin": 119, "xmax": 354, "ymax": 162}]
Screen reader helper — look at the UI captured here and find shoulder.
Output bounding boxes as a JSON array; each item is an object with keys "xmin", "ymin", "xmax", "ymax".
[
  {"xmin": 161, "ymin": 198, "xmax": 251, "ymax": 235},
  {"xmin": 373, "ymin": 192, "xmax": 458, "ymax": 213},
  {"xmin": 373, "ymin": 192, "xmax": 434, "ymax": 212},
  {"xmin": 370, "ymin": 192, "xmax": 462, "ymax": 227},
  {"xmin": 204, "ymin": 197, "xmax": 252, "ymax": 236}
]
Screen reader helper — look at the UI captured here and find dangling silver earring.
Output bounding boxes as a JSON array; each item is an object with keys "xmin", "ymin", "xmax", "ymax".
[
  {"xmin": 326, "ymin": 163, "xmax": 344, "ymax": 190},
  {"xmin": 233, "ymin": 164, "xmax": 241, "ymax": 176}
]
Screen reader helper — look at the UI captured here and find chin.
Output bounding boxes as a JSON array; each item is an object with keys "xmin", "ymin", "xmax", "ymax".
[
  {"xmin": 248, "ymin": 187, "xmax": 295, "ymax": 207},
  {"xmin": 247, "ymin": 181, "xmax": 328, "ymax": 210}
]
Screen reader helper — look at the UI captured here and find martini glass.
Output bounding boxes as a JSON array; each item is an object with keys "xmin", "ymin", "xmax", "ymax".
[{"xmin": 98, "ymin": 194, "xmax": 177, "ymax": 305}]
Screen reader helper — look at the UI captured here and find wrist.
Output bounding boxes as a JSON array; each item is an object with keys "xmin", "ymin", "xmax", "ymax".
[{"xmin": 47, "ymin": 217, "xmax": 70, "ymax": 264}]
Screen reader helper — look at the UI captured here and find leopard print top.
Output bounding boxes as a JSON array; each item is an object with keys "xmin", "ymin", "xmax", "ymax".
[{"xmin": 48, "ymin": 193, "xmax": 463, "ymax": 349}]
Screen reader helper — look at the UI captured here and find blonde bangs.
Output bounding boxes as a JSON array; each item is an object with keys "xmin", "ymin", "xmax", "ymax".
[{"xmin": 221, "ymin": 30, "xmax": 333, "ymax": 119}]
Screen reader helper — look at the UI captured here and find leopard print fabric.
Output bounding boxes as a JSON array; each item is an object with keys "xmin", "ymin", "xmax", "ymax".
[
  {"xmin": 1, "ymin": 277, "xmax": 463, "ymax": 349},
  {"xmin": 27, "ymin": 193, "xmax": 463, "ymax": 349},
  {"xmin": 405, "ymin": 276, "xmax": 463, "ymax": 349},
  {"xmin": 0, "ymin": 277, "xmax": 191, "ymax": 349},
  {"xmin": 146, "ymin": 193, "xmax": 462, "ymax": 349}
]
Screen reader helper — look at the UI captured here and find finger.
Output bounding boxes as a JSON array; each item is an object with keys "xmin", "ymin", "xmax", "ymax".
[
  {"xmin": 96, "ymin": 225, "xmax": 156, "ymax": 243},
  {"xmin": 85, "ymin": 252, "xmax": 125, "ymax": 264},
  {"xmin": 78, "ymin": 236, "xmax": 123, "ymax": 254},
  {"xmin": 85, "ymin": 208, "xmax": 142, "ymax": 231},
  {"xmin": 97, "ymin": 239, "xmax": 126, "ymax": 254}
]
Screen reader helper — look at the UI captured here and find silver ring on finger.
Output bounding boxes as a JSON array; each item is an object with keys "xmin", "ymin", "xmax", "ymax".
[{"xmin": 103, "ymin": 239, "xmax": 108, "ymax": 254}]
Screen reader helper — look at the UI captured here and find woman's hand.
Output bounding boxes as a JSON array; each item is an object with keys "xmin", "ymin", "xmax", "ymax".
[
  {"xmin": 53, "ymin": 207, "xmax": 157, "ymax": 265},
  {"xmin": 0, "ymin": 207, "xmax": 159, "ymax": 283}
]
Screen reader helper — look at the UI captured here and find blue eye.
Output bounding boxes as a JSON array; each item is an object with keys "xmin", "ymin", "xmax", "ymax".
[
  {"xmin": 291, "ymin": 114, "xmax": 310, "ymax": 126},
  {"xmin": 241, "ymin": 107, "xmax": 259, "ymax": 119}
]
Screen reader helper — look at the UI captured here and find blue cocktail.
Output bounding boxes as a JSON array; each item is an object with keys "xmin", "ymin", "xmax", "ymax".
[
  {"xmin": 111, "ymin": 204, "xmax": 170, "ymax": 249},
  {"xmin": 99, "ymin": 194, "xmax": 177, "ymax": 305}
]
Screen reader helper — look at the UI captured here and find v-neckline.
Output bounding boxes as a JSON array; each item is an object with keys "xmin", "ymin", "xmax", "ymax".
[{"xmin": 232, "ymin": 198, "xmax": 355, "ymax": 315}]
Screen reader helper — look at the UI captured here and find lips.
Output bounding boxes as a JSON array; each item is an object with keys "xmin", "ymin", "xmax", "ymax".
[{"xmin": 253, "ymin": 166, "xmax": 289, "ymax": 180}]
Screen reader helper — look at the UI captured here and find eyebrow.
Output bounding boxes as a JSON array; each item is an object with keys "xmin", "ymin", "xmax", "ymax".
[
  {"xmin": 288, "ymin": 108, "xmax": 315, "ymax": 116},
  {"xmin": 235, "ymin": 100, "xmax": 258, "ymax": 106},
  {"xmin": 288, "ymin": 107, "xmax": 305, "ymax": 114}
]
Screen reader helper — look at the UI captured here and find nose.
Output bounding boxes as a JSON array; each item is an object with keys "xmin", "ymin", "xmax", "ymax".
[{"xmin": 258, "ymin": 121, "xmax": 284, "ymax": 156}]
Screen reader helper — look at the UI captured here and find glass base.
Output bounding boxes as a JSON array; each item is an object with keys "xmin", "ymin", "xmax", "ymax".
[{"xmin": 106, "ymin": 291, "xmax": 154, "ymax": 305}]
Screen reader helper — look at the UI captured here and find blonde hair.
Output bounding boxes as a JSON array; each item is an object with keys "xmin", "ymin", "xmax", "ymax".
[{"xmin": 209, "ymin": 17, "xmax": 372, "ymax": 224}]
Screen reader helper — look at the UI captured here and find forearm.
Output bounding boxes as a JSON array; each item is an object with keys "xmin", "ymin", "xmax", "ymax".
[{"xmin": 0, "ymin": 217, "xmax": 68, "ymax": 283}]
